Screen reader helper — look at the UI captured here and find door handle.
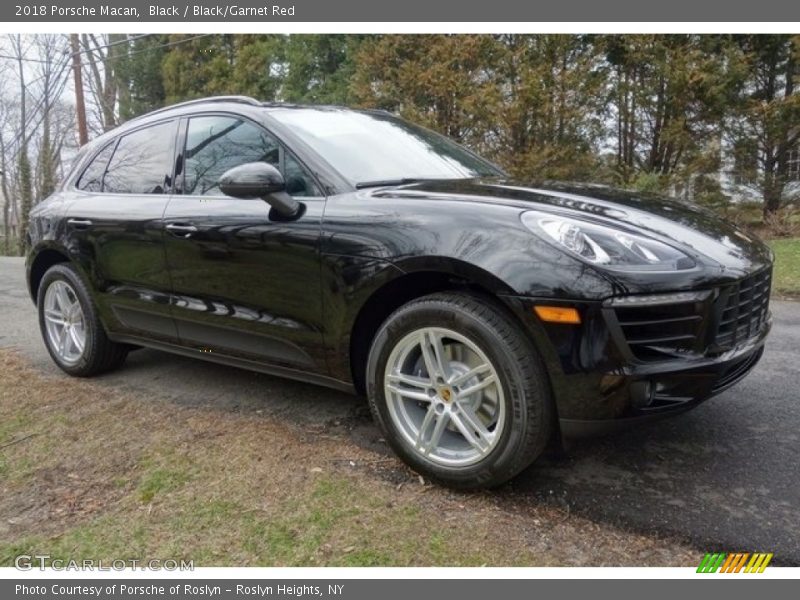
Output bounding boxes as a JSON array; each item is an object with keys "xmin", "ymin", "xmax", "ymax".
[
  {"xmin": 165, "ymin": 223, "xmax": 198, "ymax": 238},
  {"xmin": 67, "ymin": 218, "xmax": 93, "ymax": 229}
]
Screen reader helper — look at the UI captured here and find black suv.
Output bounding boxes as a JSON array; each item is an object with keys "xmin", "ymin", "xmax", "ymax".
[{"xmin": 26, "ymin": 96, "xmax": 773, "ymax": 488}]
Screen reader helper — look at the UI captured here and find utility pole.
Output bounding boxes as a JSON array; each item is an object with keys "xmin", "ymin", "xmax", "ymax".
[{"xmin": 70, "ymin": 33, "xmax": 88, "ymax": 146}]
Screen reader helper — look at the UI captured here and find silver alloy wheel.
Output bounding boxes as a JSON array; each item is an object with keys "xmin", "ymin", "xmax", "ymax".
[
  {"xmin": 43, "ymin": 280, "xmax": 87, "ymax": 366},
  {"xmin": 384, "ymin": 327, "xmax": 505, "ymax": 467}
]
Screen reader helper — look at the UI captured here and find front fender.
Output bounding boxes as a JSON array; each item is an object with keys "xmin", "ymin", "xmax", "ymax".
[{"xmin": 322, "ymin": 191, "xmax": 619, "ymax": 301}]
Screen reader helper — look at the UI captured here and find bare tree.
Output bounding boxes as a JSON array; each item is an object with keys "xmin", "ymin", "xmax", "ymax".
[
  {"xmin": 0, "ymin": 34, "xmax": 73, "ymax": 254},
  {"xmin": 31, "ymin": 34, "xmax": 70, "ymax": 201},
  {"xmin": 6, "ymin": 35, "xmax": 34, "ymax": 253},
  {"xmin": 80, "ymin": 34, "xmax": 130, "ymax": 133},
  {"xmin": 0, "ymin": 89, "xmax": 15, "ymax": 254}
]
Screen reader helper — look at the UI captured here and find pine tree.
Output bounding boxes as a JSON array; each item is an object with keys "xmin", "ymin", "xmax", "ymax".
[{"xmin": 727, "ymin": 35, "xmax": 799, "ymax": 216}]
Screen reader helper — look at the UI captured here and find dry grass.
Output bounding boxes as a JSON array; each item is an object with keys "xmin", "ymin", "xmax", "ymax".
[{"xmin": 0, "ymin": 349, "xmax": 697, "ymax": 566}]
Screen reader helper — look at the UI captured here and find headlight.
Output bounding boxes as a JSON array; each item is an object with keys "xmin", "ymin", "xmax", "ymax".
[{"xmin": 521, "ymin": 211, "xmax": 696, "ymax": 272}]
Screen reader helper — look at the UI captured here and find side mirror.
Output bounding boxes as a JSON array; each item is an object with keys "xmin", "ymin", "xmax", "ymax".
[{"xmin": 218, "ymin": 162, "xmax": 301, "ymax": 218}]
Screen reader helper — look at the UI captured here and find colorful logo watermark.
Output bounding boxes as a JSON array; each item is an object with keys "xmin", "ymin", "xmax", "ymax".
[{"xmin": 697, "ymin": 552, "xmax": 773, "ymax": 573}]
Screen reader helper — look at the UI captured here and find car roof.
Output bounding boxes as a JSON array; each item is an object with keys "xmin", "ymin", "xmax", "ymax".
[
  {"xmin": 125, "ymin": 96, "xmax": 383, "ymax": 124},
  {"xmin": 60, "ymin": 97, "xmax": 365, "ymax": 193},
  {"xmin": 70, "ymin": 96, "xmax": 377, "ymax": 173}
]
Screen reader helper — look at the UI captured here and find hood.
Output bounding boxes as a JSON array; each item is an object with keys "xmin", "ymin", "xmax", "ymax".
[{"xmin": 376, "ymin": 179, "xmax": 773, "ymax": 276}]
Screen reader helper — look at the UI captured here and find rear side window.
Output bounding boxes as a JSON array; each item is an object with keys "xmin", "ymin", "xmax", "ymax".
[
  {"xmin": 103, "ymin": 121, "xmax": 176, "ymax": 194},
  {"xmin": 76, "ymin": 142, "xmax": 114, "ymax": 192},
  {"xmin": 183, "ymin": 115, "xmax": 280, "ymax": 196}
]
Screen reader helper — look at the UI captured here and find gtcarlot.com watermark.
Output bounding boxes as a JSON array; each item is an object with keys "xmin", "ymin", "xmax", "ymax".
[{"xmin": 14, "ymin": 554, "xmax": 194, "ymax": 571}]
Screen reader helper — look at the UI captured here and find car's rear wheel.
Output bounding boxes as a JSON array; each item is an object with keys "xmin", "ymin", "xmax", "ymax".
[
  {"xmin": 37, "ymin": 263, "xmax": 128, "ymax": 377},
  {"xmin": 366, "ymin": 292, "xmax": 553, "ymax": 489}
]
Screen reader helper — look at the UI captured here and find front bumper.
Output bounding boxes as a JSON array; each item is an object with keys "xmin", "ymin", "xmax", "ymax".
[
  {"xmin": 558, "ymin": 339, "xmax": 766, "ymax": 437},
  {"xmin": 502, "ymin": 272, "xmax": 772, "ymax": 436}
]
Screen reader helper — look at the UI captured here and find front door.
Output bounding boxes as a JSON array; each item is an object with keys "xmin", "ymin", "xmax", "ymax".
[{"xmin": 163, "ymin": 113, "xmax": 327, "ymax": 371}]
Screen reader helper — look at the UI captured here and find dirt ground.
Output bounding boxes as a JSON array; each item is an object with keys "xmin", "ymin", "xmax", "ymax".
[{"xmin": 0, "ymin": 348, "xmax": 698, "ymax": 566}]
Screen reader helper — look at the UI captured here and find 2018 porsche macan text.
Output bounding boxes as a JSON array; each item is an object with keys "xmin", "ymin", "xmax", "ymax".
[{"xmin": 26, "ymin": 97, "xmax": 773, "ymax": 488}]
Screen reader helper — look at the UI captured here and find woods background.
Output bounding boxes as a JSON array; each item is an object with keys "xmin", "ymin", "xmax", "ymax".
[{"xmin": 1, "ymin": 34, "xmax": 798, "ymax": 255}]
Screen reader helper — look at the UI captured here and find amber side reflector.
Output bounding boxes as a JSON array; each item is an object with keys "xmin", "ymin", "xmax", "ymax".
[{"xmin": 533, "ymin": 305, "xmax": 581, "ymax": 324}]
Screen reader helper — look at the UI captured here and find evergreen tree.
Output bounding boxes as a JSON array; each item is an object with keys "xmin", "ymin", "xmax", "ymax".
[
  {"xmin": 162, "ymin": 35, "xmax": 237, "ymax": 103},
  {"xmin": 282, "ymin": 35, "xmax": 366, "ymax": 104},
  {"xmin": 604, "ymin": 35, "xmax": 734, "ymax": 194},
  {"xmin": 116, "ymin": 34, "xmax": 170, "ymax": 119},
  {"xmin": 231, "ymin": 35, "xmax": 286, "ymax": 101},
  {"xmin": 727, "ymin": 35, "xmax": 799, "ymax": 216}
]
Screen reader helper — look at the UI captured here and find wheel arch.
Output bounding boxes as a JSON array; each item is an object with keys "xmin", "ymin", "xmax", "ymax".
[
  {"xmin": 27, "ymin": 245, "xmax": 72, "ymax": 304},
  {"xmin": 348, "ymin": 257, "xmax": 520, "ymax": 396}
]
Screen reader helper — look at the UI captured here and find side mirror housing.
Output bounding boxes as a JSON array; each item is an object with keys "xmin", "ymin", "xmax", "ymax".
[{"xmin": 218, "ymin": 162, "xmax": 301, "ymax": 218}]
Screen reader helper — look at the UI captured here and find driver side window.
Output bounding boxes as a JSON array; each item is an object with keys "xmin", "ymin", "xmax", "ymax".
[
  {"xmin": 182, "ymin": 115, "xmax": 320, "ymax": 197},
  {"xmin": 284, "ymin": 152, "xmax": 320, "ymax": 197}
]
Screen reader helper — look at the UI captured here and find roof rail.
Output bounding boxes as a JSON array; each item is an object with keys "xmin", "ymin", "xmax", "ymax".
[{"xmin": 128, "ymin": 95, "xmax": 262, "ymax": 122}]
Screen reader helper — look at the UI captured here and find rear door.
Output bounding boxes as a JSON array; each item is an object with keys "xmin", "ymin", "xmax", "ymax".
[
  {"xmin": 162, "ymin": 113, "xmax": 327, "ymax": 371},
  {"xmin": 66, "ymin": 119, "xmax": 179, "ymax": 342}
]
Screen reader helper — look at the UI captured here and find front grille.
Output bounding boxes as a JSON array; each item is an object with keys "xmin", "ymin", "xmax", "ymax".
[
  {"xmin": 713, "ymin": 268, "xmax": 772, "ymax": 351},
  {"xmin": 613, "ymin": 303, "xmax": 704, "ymax": 361},
  {"xmin": 609, "ymin": 268, "xmax": 772, "ymax": 362}
]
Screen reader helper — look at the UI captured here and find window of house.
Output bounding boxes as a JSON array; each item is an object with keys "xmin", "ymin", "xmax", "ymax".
[
  {"xmin": 103, "ymin": 121, "xmax": 177, "ymax": 194},
  {"xmin": 732, "ymin": 140, "xmax": 759, "ymax": 186},
  {"xmin": 787, "ymin": 145, "xmax": 800, "ymax": 182}
]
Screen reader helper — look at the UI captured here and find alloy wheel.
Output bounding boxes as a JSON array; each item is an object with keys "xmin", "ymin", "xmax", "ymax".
[
  {"xmin": 43, "ymin": 280, "xmax": 87, "ymax": 366},
  {"xmin": 383, "ymin": 327, "xmax": 505, "ymax": 467}
]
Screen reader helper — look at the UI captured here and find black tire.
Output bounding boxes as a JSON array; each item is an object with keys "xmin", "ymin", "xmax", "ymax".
[
  {"xmin": 37, "ymin": 263, "xmax": 128, "ymax": 377},
  {"xmin": 366, "ymin": 292, "xmax": 553, "ymax": 489}
]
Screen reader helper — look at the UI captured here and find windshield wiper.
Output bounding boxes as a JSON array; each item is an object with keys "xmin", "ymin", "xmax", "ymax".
[{"xmin": 355, "ymin": 178, "xmax": 424, "ymax": 189}]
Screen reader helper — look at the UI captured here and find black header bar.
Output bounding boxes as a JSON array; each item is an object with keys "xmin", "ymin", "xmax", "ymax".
[{"xmin": 4, "ymin": 0, "xmax": 800, "ymax": 22}]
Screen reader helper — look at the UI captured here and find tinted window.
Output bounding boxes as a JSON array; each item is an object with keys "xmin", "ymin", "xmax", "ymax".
[
  {"xmin": 103, "ymin": 121, "xmax": 176, "ymax": 194},
  {"xmin": 76, "ymin": 142, "xmax": 114, "ymax": 192},
  {"xmin": 184, "ymin": 116, "xmax": 280, "ymax": 196},
  {"xmin": 284, "ymin": 152, "xmax": 321, "ymax": 197},
  {"xmin": 270, "ymin": 108, "xmax": 503, "ymax": 185}
]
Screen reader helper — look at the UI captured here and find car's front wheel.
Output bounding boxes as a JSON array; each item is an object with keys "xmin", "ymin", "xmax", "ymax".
[
  {"xmin": 366, "ymin": 292, "xmax": 553, "ymax": 489},
  {"xmin": 37, "ymin": 263, "xmax": 128, "ymax": 377}
]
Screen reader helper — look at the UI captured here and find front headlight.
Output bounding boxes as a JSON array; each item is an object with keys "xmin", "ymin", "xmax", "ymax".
[{"xmin": 521, "ymin": 211, "xmax": 696, "ymax": 272}]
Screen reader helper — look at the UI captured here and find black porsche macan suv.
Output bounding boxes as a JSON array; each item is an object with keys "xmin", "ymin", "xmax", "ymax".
[{"xmin": 26, "ymin": 96, "xmax": 773, "ymax": 488}]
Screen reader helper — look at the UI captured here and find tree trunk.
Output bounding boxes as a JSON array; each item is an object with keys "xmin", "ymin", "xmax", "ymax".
[
  {"xmin": 38, "ymin": 119, "xmax": 55, "ymax": 201},
  {"xmin": 1, "ymin": 137, "xmax": 9, "ymax": 255},
  {"xmin": 14, "ymin": 37, "xmax": 33, "ymax": 254},
  {"xmin": 110, "ymin": 34, "xmax": 132, "ymax": 121},
  {"xmin": 82, "ymin": 34, "xmax": 117, "ymax": 131},
  {"xmin": 761, "ymin": 37, "xmax": 796, "ymax": 218},
  {"xmin": 763, "ymin": 181, "xmax": 783, "ymax": 217}
]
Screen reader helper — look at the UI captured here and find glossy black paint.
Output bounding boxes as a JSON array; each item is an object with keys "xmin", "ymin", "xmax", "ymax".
[
  {"xmin": 26, "ymin": 98, "xmax": 774, "ymax": 434},
  {"xmin": 218, "ymin": 162, "xmax": 286, "ymax": 199},
  {"xmin": 218, "ymin": 162, "xmax": 302, "ymax": 218},
  {"xmin": 162, "ymin": 194, "xmax": 326, "ymax": 370}
]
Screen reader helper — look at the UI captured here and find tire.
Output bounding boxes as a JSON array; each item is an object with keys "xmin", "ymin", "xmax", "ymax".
[
  {"xmin": 37, "ymin": 263, "xmax": 128, "ymax": 377},
  {"xmin": 366, "ymin": 292, "xmax": 553, "ymax": 489}
]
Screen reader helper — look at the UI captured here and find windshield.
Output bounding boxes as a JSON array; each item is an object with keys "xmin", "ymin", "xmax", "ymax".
[{"xmin": 270, "ymin": 108, "xmax": 504, "ymax": 186}]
